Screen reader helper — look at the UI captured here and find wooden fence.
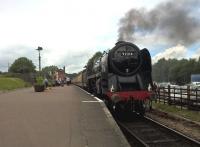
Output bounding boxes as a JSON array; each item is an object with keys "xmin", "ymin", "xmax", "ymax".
[{"xmin": 154, "ymin": 85, "xmax": 200, "ymax": 111}]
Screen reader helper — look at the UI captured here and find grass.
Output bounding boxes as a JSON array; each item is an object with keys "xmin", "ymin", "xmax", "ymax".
[
  {"xmin": 152, "ymin": 101, "xmax": 200, "ymax": 122},
  {"xmin": 0, "ymin": 77, "xmax": 31, "ymax": 91}
]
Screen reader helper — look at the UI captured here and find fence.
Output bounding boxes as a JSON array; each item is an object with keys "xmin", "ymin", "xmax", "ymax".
[{"xmin": 154, "ymin": 85, "xmax": 200, "ymax": 111}]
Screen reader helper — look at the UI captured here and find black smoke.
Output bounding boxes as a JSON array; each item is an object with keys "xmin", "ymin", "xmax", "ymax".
[{"xmin": 118, "ymin": 0, "xmax": 200, "ymax": 45}]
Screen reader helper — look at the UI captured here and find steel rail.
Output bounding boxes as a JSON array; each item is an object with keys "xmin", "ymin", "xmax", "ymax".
[{"xmin": 116, "ymin": 115, "xmax": 200, "ymax": 147}]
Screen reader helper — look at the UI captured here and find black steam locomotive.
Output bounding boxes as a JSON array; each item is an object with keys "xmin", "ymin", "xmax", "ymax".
[{"xmin": 73, "ymin": 41, "xmax": 153, "ymax": 115}]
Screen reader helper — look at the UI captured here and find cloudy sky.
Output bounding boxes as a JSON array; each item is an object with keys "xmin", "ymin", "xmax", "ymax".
[{"xmin": 0, "ymin": 0, "xmax": 200, "ymax": 73}]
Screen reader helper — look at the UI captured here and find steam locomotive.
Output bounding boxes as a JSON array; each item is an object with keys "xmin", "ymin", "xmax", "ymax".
[{"xmin": 73, "ymin": 41, "xmax": 153, "ymax": 115}]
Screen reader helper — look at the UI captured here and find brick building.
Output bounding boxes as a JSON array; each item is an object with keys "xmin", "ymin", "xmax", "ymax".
[{"xmin": 54, "ymin": 69, "xmax": 65, "ymax": 81}]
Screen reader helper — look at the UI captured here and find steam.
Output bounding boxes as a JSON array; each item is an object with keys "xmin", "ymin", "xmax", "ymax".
[{"xmin": 118, "ymin": 0, "xmax": 200, "ymax": 45}]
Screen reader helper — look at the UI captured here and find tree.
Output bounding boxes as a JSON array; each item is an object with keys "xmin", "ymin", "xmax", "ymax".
[
  {"xmin": 87, "ymin": 52, "xmax": 102, "ymax": 67},
  {"xmin": 152, "ymin": 57, "xmax": 200, "ymax": 85},
  {"xmin": 9, "ymin": 57, "xmax": 36, "ymax": 73},
  {"xmin": 42, "ymin": 65, "xmax": 58, "ymax": 79},
  {"xmin": 86, "ymin": 51, "xmax": 103, "ymax": 74},
  {"xmin": 152, "ymin": 58, "xmax": 170, "ymax": 82}
]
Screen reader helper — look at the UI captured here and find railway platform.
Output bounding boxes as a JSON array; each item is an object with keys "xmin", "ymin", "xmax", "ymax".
[{"xmin": 0, "ymin": 85, "xmax": 129, "ymax": 147}]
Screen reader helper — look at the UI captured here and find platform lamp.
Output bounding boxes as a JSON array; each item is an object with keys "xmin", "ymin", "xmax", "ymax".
[{"xmin": 36, "ymin": 46, "xmax": 43, "ymax": 72}]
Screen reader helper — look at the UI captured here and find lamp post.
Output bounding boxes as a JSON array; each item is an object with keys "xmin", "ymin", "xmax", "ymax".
[{"xmin": 36, "ymin": 46, "xmax": 43, "ymax": 72}]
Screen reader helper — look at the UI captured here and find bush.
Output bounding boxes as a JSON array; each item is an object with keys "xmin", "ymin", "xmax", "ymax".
[
  {"xmin": 35, "ymin": 76, "xmax": 44, "ymax": 86},
  {"xmin": 48, "ymin": 79, "xmax": 53, "ymax": 87},
  {"xmin": 0, "ymin": 77, "xmax": 30, "ymax": 91}
]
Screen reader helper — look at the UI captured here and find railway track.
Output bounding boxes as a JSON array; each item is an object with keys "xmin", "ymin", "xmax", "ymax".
[
  {"xmin": 116, "ymin": 114, "xmax": 200, "ymax": 147},
  {"xmin": 77, "ymin": 87, "xmax": 200, "ymax": 146}
]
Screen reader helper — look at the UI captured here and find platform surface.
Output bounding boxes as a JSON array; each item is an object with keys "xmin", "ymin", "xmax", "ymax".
[{"xmin": 0, "ymin": 85, "xmax": 129, "ymax": 147}]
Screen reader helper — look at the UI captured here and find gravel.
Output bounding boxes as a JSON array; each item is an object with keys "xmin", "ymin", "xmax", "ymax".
[{"xmin": 146, "ymin": 109, "xmax": 200, "ymax": 142}]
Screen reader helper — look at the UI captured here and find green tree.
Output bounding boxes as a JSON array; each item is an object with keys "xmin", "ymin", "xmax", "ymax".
[
  {"xmin": 42, "ymin": 65, "xmax": 58, "ymax": 78},
  {"xmin": 152, "ymin": 58, "xmax": 171, "ymax": 82},
  {"xmin": 152, "ymin": 57, "xmax": 200, "ymax": 85},
  {"xmin": 87, "ymin": 51, "xmax": 103, "ymax": 74},
  {"xmin": 9, "ymin": 57, "xmax": 36, "ymax": 73},
  {"xmin": 193, "ymin": 57, "xmax": 200, "ymax": 73}
]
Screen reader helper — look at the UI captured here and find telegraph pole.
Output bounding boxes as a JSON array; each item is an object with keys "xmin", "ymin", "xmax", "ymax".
[
  {"xmin": 63, "ymin": 66, "xmax": 65, "ymax": 73},
  {"xmin": 36, "ymin": 46, "xmax": 43, "ymax": 71}
]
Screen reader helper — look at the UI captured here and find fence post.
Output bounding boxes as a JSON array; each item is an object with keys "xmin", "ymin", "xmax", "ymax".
[
  {"xmin": 174, "ymin": 87, "xmax": 175, "ymax": 103},
  {"xmin": 163, "ymin": 87, "xmax": 166, "ymax": 104},
  {"xmin": 155, "ymin": 87, "xmax": 157, "ymax": 103},
  {"xmin": 187, "ymin": 86, "xmax": 191, "ymax": 110},
  {"xmin": 168, "ymin": 85, "xmax": 171, "ymax": 105},
  {"xmin": 195, "ymin": 88, "xmax": 198, "ymax": 110},
  {"xmin": 180, "ymin": 87, "xmax": 182, "ymax": 109}
]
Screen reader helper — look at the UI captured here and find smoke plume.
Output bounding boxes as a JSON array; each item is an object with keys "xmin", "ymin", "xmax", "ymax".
[{"xmin": 118, "ymin": 0, "xmax": 200, "ymax": 45}]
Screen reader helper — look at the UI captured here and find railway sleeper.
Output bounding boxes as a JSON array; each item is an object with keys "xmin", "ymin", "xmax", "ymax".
[{"xmin": 145, "ymin": 138, "xmax": 179, "ymax": 144}]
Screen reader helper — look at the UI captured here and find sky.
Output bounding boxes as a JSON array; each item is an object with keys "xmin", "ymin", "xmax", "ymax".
[{"xmin": 0, "ymin": 0, "xmax": 199, "ymax": 73}]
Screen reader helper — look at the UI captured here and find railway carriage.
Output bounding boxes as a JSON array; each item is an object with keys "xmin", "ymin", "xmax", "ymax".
[{"xmin": 72, "ymin": 69, "xmax": 87, "ymax": 88}]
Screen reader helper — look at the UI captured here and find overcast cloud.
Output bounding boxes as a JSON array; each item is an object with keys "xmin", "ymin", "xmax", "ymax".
[
  {"xmin": 0, "ymin": 0, "xmax": 199, "ymax": 73},
  {"xmin": 152, "ymin": 44, "xmax": 187, "ymax": 63},
  {"xmin": 192, "ymin": 48, "xmax": 200, "ymax": 59}
]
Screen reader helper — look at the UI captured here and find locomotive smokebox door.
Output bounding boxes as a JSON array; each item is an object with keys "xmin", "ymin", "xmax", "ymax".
[{"xmin": 109, "ymin": 41, "xmax": 142, "ymax": 76}]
